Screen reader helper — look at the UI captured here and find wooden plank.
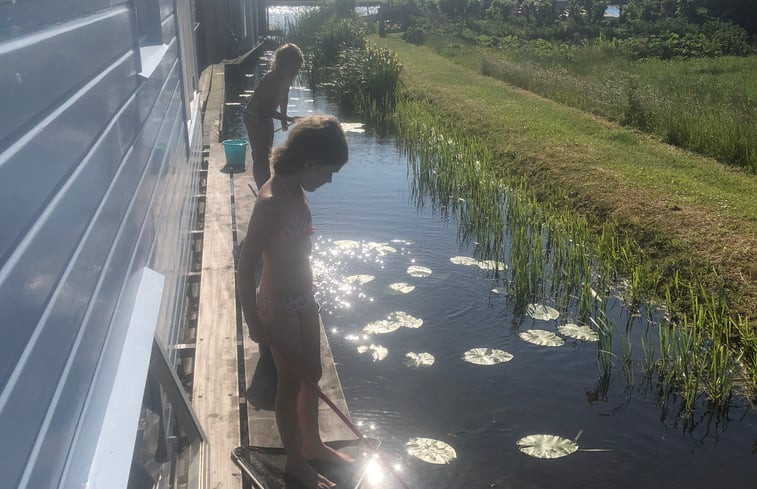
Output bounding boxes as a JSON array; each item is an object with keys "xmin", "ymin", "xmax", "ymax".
[
  {"xmin": 198, "ymin": 64, "xmax": 213, "ymax": 116},
  {"xmin": 317, "ymin": 315, "xmax": 357, "ymax": 442},
  {"xmin": 202, "ymin": 64, "xmax": 225, "ymax": 144},
  {"xmin": 243, "ymin": 332, "xmax": 278, "ymax": 447},
  {"xmin": 232, "ymin": 148, "xmax": 255, "ymax": 243},
  {"xmin": 193, "ymin": 142, "xmax": 242, "ymax": 489}
]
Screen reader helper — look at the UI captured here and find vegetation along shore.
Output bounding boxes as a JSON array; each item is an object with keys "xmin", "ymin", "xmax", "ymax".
[{"xmin": 287, "ymin": 0, "xmax": 756, "ymax": 405}]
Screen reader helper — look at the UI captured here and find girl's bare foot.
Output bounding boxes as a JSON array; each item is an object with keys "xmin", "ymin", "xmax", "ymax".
[
  {"xmin": 285, "ymin": 457, "xmax": 335, "ymax": 489},
  {"xmin": 304, "ymin": 442, "xmax": 355, "ymax": 465}
]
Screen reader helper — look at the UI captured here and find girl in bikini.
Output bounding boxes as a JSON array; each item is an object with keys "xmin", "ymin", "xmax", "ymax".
[
  {"xmin": 237, "ymin": 115, "xmax": 351, "ymax": 489},
  {"xmin": 244, "ymin": 43, "xmax": 304, "ymax": 189}
]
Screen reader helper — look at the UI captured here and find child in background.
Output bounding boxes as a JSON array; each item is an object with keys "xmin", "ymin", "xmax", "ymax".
[
  {"xmin": 244, "ymin": 43, "xmax": 304, "ymax": 189},
  {"xmin": 237, "ymin": 115, "xmax": 352, "ymax": 489}
]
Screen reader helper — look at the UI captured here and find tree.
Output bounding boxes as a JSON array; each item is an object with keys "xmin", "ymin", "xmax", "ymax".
[
  {"xmin": 567, "ymin": 0, "xmax": 609, "ymax": 24},
  {"xmin": 705, "ymin": 0, "xmax": 757, "ymax": 35},
  {"xmin": 485, "ymin": 0, "xmax": 517, "ymax": 21},
  {"xmin": 437, "ymin": 0, "xmax": 478, "ymax": 20},
  {"xmin": 520, "ymin": 0, "xmax": 558, "ymax": 26}
]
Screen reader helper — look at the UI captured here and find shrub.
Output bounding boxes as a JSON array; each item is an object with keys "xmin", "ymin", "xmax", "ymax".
[
  {"xmin": 403, "ymin": 25, "xmax": 426, "ymax": 44},
  {"xmin": 330, "ymin": 44, "xmax": 402, "ymax": 112},
  {"xmin": 309, "ymin": 17, "xmax": 366, "ymax": 83}
]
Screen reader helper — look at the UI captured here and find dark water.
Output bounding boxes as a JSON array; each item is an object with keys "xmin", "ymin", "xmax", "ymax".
[{"xmin": 225, "ymin": 41, "xmax": 757, "ymax": 489}]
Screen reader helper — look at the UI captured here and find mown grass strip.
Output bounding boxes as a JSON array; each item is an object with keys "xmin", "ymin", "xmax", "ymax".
[
  {"xmin": 371, "ymin": 34, "xmax": 757, "ymax": 322},
  {"xmin": 425, "ymin": 33, "xmax": 757, "ymax": 173}
]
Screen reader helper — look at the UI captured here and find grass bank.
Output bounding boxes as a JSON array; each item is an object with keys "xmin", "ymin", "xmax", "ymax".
[
  {"xmin": 422, "ymin": 33, "xmax": 757, "ymax": 173},
  {"xmin": 371, "ymin": 34, "xmax": 756, "ymax": 326}
]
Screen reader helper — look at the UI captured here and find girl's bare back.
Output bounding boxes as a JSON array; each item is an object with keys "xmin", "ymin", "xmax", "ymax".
[{"xmin": 247, "ymin": 71, "xmax": 289, "ymax": 118}]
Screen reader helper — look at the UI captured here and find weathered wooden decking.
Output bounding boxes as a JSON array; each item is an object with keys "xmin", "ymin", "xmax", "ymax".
[{"xmin": 192, "ymin": 63, "xmax": 355, "ymax": 488}]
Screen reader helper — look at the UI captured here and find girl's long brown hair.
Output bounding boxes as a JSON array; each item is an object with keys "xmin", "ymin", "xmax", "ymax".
[{"xmin": 272, "ymin": 115, "xmax": 348, "ymax": 175}]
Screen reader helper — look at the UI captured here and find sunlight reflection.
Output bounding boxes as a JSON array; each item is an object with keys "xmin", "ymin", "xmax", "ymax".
[{"xmin": 364, "ymin": 458, "xmax": 384, "ymax": 486}]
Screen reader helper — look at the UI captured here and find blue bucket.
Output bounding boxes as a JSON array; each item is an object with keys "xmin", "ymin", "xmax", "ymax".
[{"xmin": 222, "ymin": 139, "xmax": 248, "ymax": 168}]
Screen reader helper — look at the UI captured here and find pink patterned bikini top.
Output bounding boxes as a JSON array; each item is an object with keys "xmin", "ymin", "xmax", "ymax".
[{"xmin": 271, "ymin": 180, "xmax": 314, "ymax": 241}]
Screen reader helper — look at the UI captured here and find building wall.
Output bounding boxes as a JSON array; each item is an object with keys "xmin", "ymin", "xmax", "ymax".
[
  {"xmin": 0, "ymin": 0, "xmax": 202, "ymax": 487},
  {"xmin": 196, "ymin": 0, "xmax": 262, "ymax": 67}
]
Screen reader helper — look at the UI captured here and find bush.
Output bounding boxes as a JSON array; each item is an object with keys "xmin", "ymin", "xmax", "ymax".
[
  {"xmin": 309, "ymin": 17, "xmax": 366, "ymax": 83},
  {"xmin": 403, "ymin": 25, "xmax": 426, "ymax": 44},
  {"xmin": 621, "ymin": 26, "xmax": 750, "ymax": 60},
  {"xmin": 330, "ymin": 44, "xmax": 402, "ymax": 112}
]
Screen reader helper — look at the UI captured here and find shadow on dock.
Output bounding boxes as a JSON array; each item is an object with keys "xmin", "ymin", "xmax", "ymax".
[{"xmin": 246, "ymin": 345, "xmax": 278, "ymax": 411}]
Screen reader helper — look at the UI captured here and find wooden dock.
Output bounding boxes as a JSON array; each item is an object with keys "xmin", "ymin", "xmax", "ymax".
[{"xmin": 192, "ymin": 63, "xmax": 355, "ymax": 488}]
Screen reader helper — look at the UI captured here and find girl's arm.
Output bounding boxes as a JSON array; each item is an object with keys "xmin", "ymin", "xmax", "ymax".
[
  {"xmin": 279, "ymin": 80, "xmax": 293, "ymax": 130},
  {"xmin": 246, "ymin": 74, "xmax": 293, "ymax": 122},
  {"xmin": 237, "ymin": 198, "xmax": 276, "ymax": 344}
]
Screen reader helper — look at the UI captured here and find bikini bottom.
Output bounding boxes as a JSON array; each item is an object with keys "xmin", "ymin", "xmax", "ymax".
[{"xmin": 256, "ymin": 288, "xmax": 316, "ymax": 315}]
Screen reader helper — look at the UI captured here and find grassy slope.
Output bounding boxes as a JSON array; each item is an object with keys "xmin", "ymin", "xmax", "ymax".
[{"xmin": 371, "ymin": 34, "xmax": 757, "ymax": 320}]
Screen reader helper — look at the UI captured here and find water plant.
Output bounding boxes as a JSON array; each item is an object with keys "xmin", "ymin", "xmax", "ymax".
[{"xmin": 331, "ymin": 45, "xmax": 402, "ymax": 112}]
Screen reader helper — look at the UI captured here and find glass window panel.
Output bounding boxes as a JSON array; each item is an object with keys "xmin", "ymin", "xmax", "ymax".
[{"xmin": 128, "ymin": 340, "xmax": 208, "ymax": 489}]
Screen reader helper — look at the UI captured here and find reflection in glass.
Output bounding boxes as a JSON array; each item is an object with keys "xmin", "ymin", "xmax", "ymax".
[{"xmin": 128, "ymin": 341, "xmax": 208, "ymax": 489}]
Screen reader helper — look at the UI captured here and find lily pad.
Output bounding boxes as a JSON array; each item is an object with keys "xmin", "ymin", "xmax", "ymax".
[
  {"xmin": 341, "ymin": 122, "xmax": 366, "ymax": 133},
  {"xmin": 462, "ymin": 348, "xmax": 513, "ymax": 365},
  {"xmin": 404, "ymin": 352, "xmax": 436, "ymax": 367},
  {"xmin": 526, "ymin": 304, "xmax": 560, "ymax": 321},
  {"xmin": 406, "ymin": 438, "xmax": 457, "ymax": 464},
  {"xmin": 590, "ymin": 288, "xmax": 603, "ymax": 302},
  {"xmin": 477, "ymin": 260, "xmax": 507, "ymax": 271},
  {"xmin": 450, "ymin": 256, "xmax": 479, "ymax": 266},
  {"xmin": 357, "ymin": 344, "xmax": 388, "ymax": 361},
  {"xmin": 363, "ymin": 320, "xmax": 401, "ymax": 335},
  {"xmin": 334, "ymin": 240, "xmax": 360, "ymax": 249},
  {"xmin": 407, "ymin": 265, "xmax": 432, "ymax": 277},
  {"xmin": 363, "ymin": 311, "xmax": 423, "ymax": 334},
  {"xmin": 387, "ymin": 282, "xmax": 415, "ymax": 294},
  {"xmin": 345, "ymin": 274, "xmax": 375, "ymax": 285},
  {"xmin": 558, "ymin": 323, "xmax": 599, "ymax": 342},
  {"xmin": 519, "ymin": 329, "xmax": 565, "ymax": 347},
  {"xmin": 391, "ymin": 311, "xmax": 423, "ymax": 328},
  {"xmin": 516, "ymin": 434, "xmax": 578, "ymax": 459},
  {"xmin": 366, "ymin": 242, "xmax": 397, "ymax": 254}
]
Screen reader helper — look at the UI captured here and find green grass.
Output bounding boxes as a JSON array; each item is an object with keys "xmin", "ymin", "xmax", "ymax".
[
  {"xmin": 422, "ymin": 33, "xmax": 757, "ymax": 172},
  {"xmin": 372, "ymin": 35, "xmax": 756, "ymax": 222}
]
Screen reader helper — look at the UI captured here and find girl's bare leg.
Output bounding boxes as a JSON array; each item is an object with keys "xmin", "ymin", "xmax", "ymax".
[
  {"xmin": 245, "ymin": 116, "xmax": 274, "ymax": 189},
  {"xmin": 298, "ymin": 304, "xmax": 355, "ymax": 465},
  {"xmin": 268, "ymin": 307, "xmax": 335, "ymax": 489}
]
